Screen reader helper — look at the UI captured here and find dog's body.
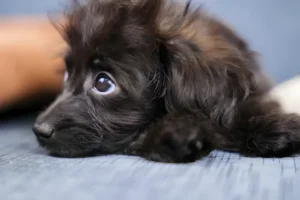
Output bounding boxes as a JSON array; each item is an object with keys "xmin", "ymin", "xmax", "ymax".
[{"xmin": 33, "ymin": 0, "xmax": 300, "ymax": 163}]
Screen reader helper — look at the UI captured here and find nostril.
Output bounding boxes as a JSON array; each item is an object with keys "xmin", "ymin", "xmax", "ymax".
[{"xmin": 32, "ymin": 123, "xmax": 54, "ymax": 138}]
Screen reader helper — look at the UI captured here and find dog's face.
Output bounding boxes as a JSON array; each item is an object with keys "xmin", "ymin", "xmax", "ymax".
[{"xmin": 33, "ymin": 0, "xmax": 167, "ymax": 157}]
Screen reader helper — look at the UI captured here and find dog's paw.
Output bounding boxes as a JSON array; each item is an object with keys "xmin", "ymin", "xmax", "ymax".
[
  {"xmin": 142, "ymin": 114, "xmax": 211, "ymax": 163},
  {"xmin": 245, "ymin": 113, "xmax": 300, "ymax": 157}
]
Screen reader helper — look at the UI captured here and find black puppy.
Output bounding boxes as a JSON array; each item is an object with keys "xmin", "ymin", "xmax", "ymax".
[{"xmin": 33, "ymin": 0, "xmax": 300, "ymax": 163}]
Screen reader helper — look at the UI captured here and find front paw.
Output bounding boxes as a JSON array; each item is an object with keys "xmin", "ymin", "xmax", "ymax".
[
  {"xmin": 245, "ymin": 114, "xmax": 300, "ymax": 157},
  {"xmin": 142, "ymin": 114, "xmax": 212, "ymax": 163}
]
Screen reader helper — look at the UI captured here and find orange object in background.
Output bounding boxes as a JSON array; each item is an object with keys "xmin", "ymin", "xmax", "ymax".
[{"xmin": 0, "ymin": 16, "xmax": 67, "ymax": 112}]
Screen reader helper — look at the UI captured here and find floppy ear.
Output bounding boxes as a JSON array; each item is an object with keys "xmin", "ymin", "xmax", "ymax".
[{"xmin": 158, "ymin": 32, "xmax": 254, "ymax": 125}]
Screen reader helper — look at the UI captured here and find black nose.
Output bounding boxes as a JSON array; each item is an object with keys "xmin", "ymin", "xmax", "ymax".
[{"xmin": 33, "ymin": 123, "xmax": 54, "ymax": 138}]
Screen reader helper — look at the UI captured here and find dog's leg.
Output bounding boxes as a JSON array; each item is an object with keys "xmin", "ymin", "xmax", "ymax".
[
  {"xmin": 236, "ymin": 98, "xmax": 300, "ymax": 157},
  {"xmin": 125, "ymin": 99, "xmax": 300, "ymax": 162},
  {"xmin": 126, "ymin": 113, "xmax": 233, "ymax": 163}
]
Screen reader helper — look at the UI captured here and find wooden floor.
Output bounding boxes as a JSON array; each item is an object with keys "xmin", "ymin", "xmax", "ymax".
[{"xmin": 1, "ymin": 117, "xmax": 300, "ymax": 200}]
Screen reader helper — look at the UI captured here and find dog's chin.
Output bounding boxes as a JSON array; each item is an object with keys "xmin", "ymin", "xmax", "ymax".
[
  {"xmin": 49, "ymin": 149, "xmax": 97, "ymax": 158},
  {"xmin": 36, "ymin": 137, "xmax": 99, "ymax": 158}
]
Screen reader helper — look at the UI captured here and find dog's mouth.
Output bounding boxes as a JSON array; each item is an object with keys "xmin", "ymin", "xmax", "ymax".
[
  {"xmin": 35, "ymin": 136, "xmax": 101, "ymax": 158},
  {"xmin": 33, "ymin": 126, "xmax": 103, "ymax": 158}
]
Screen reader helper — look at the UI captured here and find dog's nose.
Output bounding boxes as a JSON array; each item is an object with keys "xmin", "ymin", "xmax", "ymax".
[{"xmin": 33, "ymin": 123, "xmax": 54, "ymax": 138}]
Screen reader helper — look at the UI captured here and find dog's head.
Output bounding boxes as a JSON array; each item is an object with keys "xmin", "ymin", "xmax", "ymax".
[
  {"xmin": 33, "ymin": 0, "xmax": 257, "ymax": 157},
  {"xmin": 33, "ymin": 0, "xmax": 169, "ymax": 157}
]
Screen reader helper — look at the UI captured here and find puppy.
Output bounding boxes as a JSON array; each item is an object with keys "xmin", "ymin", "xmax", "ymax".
[{"xmin": 33, "ymin": 0, "xmax": 300, "ymax": 163}]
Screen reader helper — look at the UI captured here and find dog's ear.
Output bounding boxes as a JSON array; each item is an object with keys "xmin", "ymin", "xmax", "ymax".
[
  {"xmin": 157, "ymin": 19, "xmax": 256, "ymax": 126},
  {"xmin": 158, "ymin": 37, "xmax": 214, "ymax": 113}
]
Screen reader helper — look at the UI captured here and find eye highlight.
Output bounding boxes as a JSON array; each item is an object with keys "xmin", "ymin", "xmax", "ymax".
[
  {"xmin": 94, "ymin": 73, "xmax": 116, "ymax": 94},
  {"xmin": 63, "ymin": 71, "xmax": 69, "ymax": 82}
]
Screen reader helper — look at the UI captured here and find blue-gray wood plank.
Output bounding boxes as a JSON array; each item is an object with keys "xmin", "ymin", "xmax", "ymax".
[{"xmin": 1, "ymin": 116, "xmax": 300, "ymax": 200}]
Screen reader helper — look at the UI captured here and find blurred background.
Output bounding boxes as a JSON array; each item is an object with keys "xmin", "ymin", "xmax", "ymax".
[
  {"xmin": 0, "ymin": 0, "xmax": 299, "ymax": 113},
  {"xmin": 1, "ymin": 0, "xmax": 299, "ymax": 83}
]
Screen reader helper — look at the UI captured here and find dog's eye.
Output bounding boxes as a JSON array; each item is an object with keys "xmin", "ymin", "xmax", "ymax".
[{"xmin": 94, "ymin": 73, "xmax": 116, "ymax": 94}]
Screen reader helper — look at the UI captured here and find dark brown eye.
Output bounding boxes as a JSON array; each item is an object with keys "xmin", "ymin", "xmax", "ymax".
[{"xmin": 94, "ymin": 73, "xmax": 116, "ymax": 94}]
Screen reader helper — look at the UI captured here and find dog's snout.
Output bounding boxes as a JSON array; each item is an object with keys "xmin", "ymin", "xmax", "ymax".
[{"xmin": 33, "ymin": 122, "xmax": 54, "ymax": 138}]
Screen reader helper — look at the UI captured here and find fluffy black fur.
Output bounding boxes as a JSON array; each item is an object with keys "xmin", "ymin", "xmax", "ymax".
[{"xmin": 33, "ymin": 0, "xmax": 300, "ymax": 163}]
